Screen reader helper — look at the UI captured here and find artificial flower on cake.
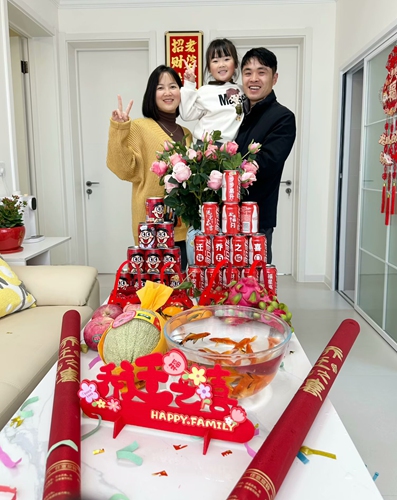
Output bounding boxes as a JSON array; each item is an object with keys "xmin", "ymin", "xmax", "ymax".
[{"xmin": 150, "ymin": 130, "xmax": 261, "ymax": 230}]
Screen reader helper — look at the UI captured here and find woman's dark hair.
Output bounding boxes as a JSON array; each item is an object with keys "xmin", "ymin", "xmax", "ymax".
[
  {"xmin": 241, "ymin": 47, "xmax": 278, "ymax": 75},
  {"xmin": 205, "ymin": 38, "xmax": 239, "ymax": 81},
  {"xmin": 142, "ymin": 65, "xmax": 183, "ymax": 120}
]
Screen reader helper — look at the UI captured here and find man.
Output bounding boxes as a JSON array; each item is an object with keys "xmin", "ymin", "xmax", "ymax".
[{"xmin": 236, "ymin": 47, "xmax": 296, "ymax": 264}]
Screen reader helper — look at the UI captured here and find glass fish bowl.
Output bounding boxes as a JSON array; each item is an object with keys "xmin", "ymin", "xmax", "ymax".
[{"xmin": 163, "ymin": 305, "xmax": 292, "ymax": 399}]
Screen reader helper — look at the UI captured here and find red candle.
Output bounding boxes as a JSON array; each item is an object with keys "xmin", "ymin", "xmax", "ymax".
[
  {"xmin": 227, "ymin": 319, "xmax": 360, "ymax": 500},
  {"xmin": 42, "ymin": 310, "xmax": 81, "ymax": 500}
]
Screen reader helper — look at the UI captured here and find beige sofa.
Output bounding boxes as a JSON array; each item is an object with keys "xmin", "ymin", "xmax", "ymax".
[{"xmin": 0, "ymin": 265, "xmax": 99, "ymax": 429}]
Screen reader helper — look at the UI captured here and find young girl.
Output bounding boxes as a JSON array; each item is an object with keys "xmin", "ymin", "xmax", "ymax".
[{"xmin": 179, "ymin": 38, "xmax": 244, "ymax": 143}]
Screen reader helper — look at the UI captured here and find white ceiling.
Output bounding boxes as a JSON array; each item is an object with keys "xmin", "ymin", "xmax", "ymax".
[{"xmin": 58, "ymin": 0, "xmax": 336, "ymax": 8}]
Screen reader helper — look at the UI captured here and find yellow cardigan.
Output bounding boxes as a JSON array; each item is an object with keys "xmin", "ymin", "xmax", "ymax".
[{"xmin": 106, "ymin": 117, "xmax": 191, "ymax": 244}]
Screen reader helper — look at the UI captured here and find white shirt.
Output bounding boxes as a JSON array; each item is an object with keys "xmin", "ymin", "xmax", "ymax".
[{"xmin": 179, "ymin": 80, "xmax": 245, "ymax": 143}]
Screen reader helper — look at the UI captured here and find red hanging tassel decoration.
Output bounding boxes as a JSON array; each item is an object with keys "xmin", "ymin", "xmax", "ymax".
[
  {"xmin": 385, "ymin": 194, "xmax": 391, "ymax": 225},
  {"xmin": 392, "ymin": 182, "xmax": 396, "ymax": 215},
  {"xmin": 381, "ymin": 183, "xmax": 386, "ymax": 213}
]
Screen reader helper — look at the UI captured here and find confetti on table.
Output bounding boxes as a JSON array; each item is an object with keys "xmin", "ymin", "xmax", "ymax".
[
  {"xmin": 289, "ymin": 350, "xmax": 295, "ymax": 355},
  {"xmin": 152, "ymin": 470, "xmax": 168, "ymax": 477},
  {"xmin": 173, "ymin": 444, "xmax": 187, "ymax": 450},
  {"xmin": 222, "ymin": 450, "xmax": 232, "ymax": 456},
  {"xmin": 300, "ymin": 445, "xmax": 336, "ymax": 460},
  {"xmin": 0, "ymin": 447, "xmax": 22, "ymax": 468},
  {"xmin": 373, "ymin": 472, "xmax": 379, "ymax": 481},
  {"xmin": 244, "ymin": 442, "xmax": 257, "ymax": 458},
  {"xmin": 80, "ymin": 343, "xmax": 89, "ymax": 353},
  {"xmin": 0, "ymin": 486, "xmax": 17, "ymax": 500},
  {"xmin": 116, "ymin": 441, "xmax": 142, "ymax": 466},
  {"xmin": 109, "ymin": 494, "xmax": 130, "ymax": 500},
  {"xmin": 89, "ymin": 355, "xmax": 101, "ymax": 370},
  {"xmin": 81, "ymin": 414, "xmax": 102, "ymax": 441},
  {"xmin": 10, "ymin": 416, "xmax": 24, "ymax": 428},
  {"xmin": 297, "ymin": 450, "xmax": 310, "ymax": 464},
  {"xmin": 93, "ymin": 448, "xmax": 105, "ymax": 455}
]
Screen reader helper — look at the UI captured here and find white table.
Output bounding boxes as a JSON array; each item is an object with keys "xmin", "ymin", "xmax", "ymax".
[
  {"xmin": 1, "ymin": 236, "xmax": 70, "ymax": 266},
  {"xmin": 0, "ymin": 327, "xmax": 382, "ymax": 499}
]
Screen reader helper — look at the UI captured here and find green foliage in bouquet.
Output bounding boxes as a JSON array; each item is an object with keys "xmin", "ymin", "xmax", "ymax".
[
  {"xmin": 0, "ymin": 195, "xmax": 27, "ymax": 228},
  {"xmin": 151, "ymin": 130, "xmax": 261, "ymax": 230}
]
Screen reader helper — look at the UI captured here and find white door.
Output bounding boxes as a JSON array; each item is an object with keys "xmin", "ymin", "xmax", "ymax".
[
  {"xmin": 76, "ymin": 49, "xmax": 150, "ymax": 273},
  {"xmin": 235, "ymin": 44, "xmax": 299, "ymax": 274}
]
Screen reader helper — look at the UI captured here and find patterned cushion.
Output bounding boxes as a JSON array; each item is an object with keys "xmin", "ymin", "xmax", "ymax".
[{"xmin": 0, "ymin": 258, "xmax": 36, "ymax": 318}]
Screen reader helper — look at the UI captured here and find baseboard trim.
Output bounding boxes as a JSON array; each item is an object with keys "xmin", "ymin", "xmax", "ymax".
[{"xmin": 303, "ymin": 274, "xmax": 325, "ymax": 283}]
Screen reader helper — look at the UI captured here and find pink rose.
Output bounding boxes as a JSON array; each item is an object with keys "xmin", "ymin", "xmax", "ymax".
[
  {"xmin": 196, "ymin": 150, "xmax": 203, "ymax": 161},
  {"xmin": 241, "ymin": 171, "xmax": 256, "ymax": 188},
  {"xmin": 163, "ymin": 140, "xmax": 174, "ymax": 152},
  {"xmin": 150, "ymin": 160, "xmax": 169, "ymax": 176},
  {"xmin": 169, "ymin": 153, "xmax": 184, "ymax": 166},
  {"xmin": 204, "ymin": 144, "xmax": 218, "ymax": 159},
  {"xmin": 207, "ymin": 170, "xmax": 223, "ymax": 190},
  {"xmin": 248, "ymin": 141, "xmax": 261, "ymax": 154},
  {"xmin": 164, "ymin": 174, "xmax": 176, "ymax": 193},
  {"xmin": 172, "ymin": 162, "xmax": 192, "ymax": 182},
  {"xmin": 241, "ymin": 160, "xmax": 259, "ymax": 174},
  {"xmin": 220, "ymin": 141, "xmax": 239, "ymax": 155},
  {"xmin": 187, "ymin": 148, "xmax": 197, "ymax": 160}
]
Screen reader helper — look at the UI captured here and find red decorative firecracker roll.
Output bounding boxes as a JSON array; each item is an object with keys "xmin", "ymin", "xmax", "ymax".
[
  {"xmin": 42, "ymin": 310, "xmax": 81, "ymax": 500},
  {"xmin": 227, "ymin": 318, "xmax": 360, "ymax": 500}
]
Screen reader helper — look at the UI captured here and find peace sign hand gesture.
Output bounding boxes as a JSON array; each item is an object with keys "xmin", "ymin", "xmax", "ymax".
[
  {"xmin": 183, "ymin": 59, "xmax": 197, "ymax": 83},
  {"xmin": 111, "ymin": 95, "xmax": 133, "ymax": 123}
]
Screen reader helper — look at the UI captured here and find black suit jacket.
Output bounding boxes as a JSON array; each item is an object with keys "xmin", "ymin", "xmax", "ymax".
[{"xmin": 236, "ymin": 90, "xmax": 296, "ymax": 228}]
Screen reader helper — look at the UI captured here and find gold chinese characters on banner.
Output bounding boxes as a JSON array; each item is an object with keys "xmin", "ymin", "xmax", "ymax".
[{"xmin": 165, "ymin": 31, "xmax": 203, "ymax": 88}]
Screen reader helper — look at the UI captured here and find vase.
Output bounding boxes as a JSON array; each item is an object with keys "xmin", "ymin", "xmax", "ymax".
[
  {"xmin": 0, "ymin": 226, "xmax": 25, "ymax": 253},
  {"xmin": 186, "ymin": 226, "xmax": 201, "ymax": 266}
]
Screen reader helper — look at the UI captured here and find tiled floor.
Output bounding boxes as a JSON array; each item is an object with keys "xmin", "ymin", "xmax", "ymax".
[{"xmin": 97, "ymin": 274, "xmax": 397, "ymax": 499}]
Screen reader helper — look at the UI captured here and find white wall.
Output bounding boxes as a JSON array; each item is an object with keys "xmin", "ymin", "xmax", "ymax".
[
  {"xmin": 325, "ymin": 0, "xmax": 397, "ymax": 285},
  {"xmin": 58, "ymin": 2, "xmax": 336, "ymax": 279}
]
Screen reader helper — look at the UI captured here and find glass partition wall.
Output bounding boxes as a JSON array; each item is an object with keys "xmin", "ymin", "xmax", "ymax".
[{"xmin": 356, "ymin": 41, "xmax": 397, "ymax": 349}]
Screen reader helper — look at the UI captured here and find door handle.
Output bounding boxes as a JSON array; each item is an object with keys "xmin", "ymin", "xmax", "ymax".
[
  {"xmin": 280, "ymin": 180, "xmax": 292, "ymax": 186},
  {"xmin": 86, "ymin": 181, "xmax": 100, "ymax": 187}
]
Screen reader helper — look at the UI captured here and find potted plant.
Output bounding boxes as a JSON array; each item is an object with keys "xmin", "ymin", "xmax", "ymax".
[{"xmin": 0, "ymin": 195, "xmax": 27, "ymax": 253}]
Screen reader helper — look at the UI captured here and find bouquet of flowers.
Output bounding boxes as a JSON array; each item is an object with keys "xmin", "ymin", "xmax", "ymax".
[{"xmin": 151, "ymin": 130, "xmax": 261, "ymax": 229}]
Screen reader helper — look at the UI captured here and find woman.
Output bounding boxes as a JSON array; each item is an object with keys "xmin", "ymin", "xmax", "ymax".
[{"xmin": 107, "ymin": 65, "xmax": 191, "ymax": 269}]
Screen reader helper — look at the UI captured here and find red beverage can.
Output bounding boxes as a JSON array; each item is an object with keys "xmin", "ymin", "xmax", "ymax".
[
  {"xmin": 230, "ymin": 234, "xmax": 248, "ymax": 267},
  {"xmin": 139, "ymin": 273, "xmax": 150, "ymax": 289},
  {"xmin": 164, "ymin": 271, "xmax": 186, "ymax": 288},
  {"xmin": 221, "ymin": 202, "xmax": 240, "ymax": 234},
  {"xmin": 201, "ymin": 202, "xmax": 220, "ymax": 235},
  {"xmin": 187, "ymin": 265, "xmax": 205, "ymax": 293},
  {"xmin": 266, "ymin": 264, "xmax": 278, "ymax": 294},
  {"xmin": 224, "ymin": 266, "xmax": 240, "ymax": 285},
  {"xmin": 222, "ymin": 170, "xmax": 240, "ymax": 202},
  {"xmin": 241, "ymin": 201, "xmax": 259, "ymax": 234},
  {"xmin": 131, "ymin": 272, "xmax": 144, "ymax": 290},
  {"xmin": 118, "ymin": 266, "xmax": 132, "ymax": 291},
  {"xmin": 194, "ymin": 234, "xmax": 212, "ymax": 266},
  {"xmin": 145, "ymin": 248, "xmax": 163, "ymax": 273},
  {"xmin": 212, "ymin": 234, "xmax": 230, "ymax": 264},
  {"xmin": 155, "ymin": 221, "xmax": 174, "ymax": 248},
  {"xmin": 127, "ymin": 246, "xmax": 145, "ymax": 273},
  {"xmin": 138, "ymin": 222, "xmax": 156, "ymax": 249},
  {"xmin": 206, "ymin": 265, "xmax": 223, "ymax": 288},
  {"xmin": 145, "ymin": 197, "xmax": 164, "ymax": 222},
  {"xmin": 163, "ymin": 247, "xmax": 181, "ymax": 270},
  {"xmin": 147, "ymin": 272, "xmax": 163, "ymax": 284},
  {"xmin": 249, "ymin": 233, "xmax": 267, "ymax": 264}
]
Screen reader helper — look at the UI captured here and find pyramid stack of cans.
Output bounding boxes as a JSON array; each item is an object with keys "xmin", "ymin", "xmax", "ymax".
[
  {"xmin": 189, "ymin": 170, "xmax": 277, "ymax": 293},
  {"xmin": 121, "ymin": 197, "xmax": 184, "ymax": 290}
]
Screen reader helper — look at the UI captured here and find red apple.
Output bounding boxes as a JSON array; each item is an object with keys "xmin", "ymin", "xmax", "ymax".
[
  {"xmin": 83, "ymin": 316, "xmax": 113, "ymax": 351},
  {"xmin": 92, "ymin": 303, "xmax": 123, "ymax": 320}
]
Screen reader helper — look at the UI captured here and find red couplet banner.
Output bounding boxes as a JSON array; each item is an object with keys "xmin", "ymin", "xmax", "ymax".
[
  {"xmin": 227, "ymin": 318, "xmax": 360, "ymax": 500},
  {"xmin": 42, "ymin": 310, "xmax": 82, "ymax": 500}
]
